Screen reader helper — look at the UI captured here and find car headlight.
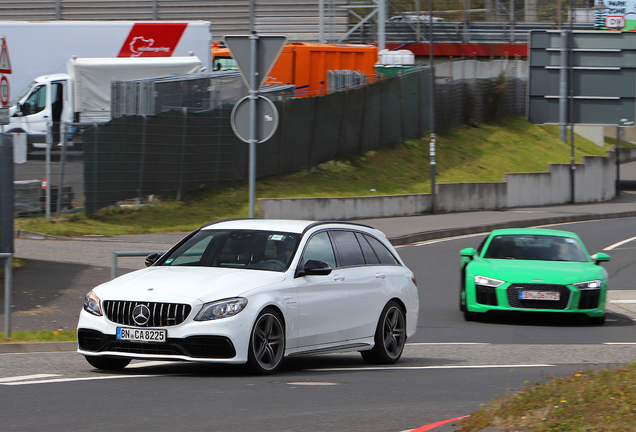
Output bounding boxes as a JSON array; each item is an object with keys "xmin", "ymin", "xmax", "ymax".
[
  {"xmin": 83, "ymin": 291, "xmax": 102, "ymax": 316},
  {"xmin": 474, "ymin": 275, "xmax": 505, "ymax": 287},
  {"xmin": 574, "ymin": 280, "xmax": 602, "ymax": 290},
  {"xmin": 194, "ymin": 298, "xmax": 248, "ymax": 321}
]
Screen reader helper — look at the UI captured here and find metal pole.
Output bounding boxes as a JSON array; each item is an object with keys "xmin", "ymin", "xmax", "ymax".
[
  {"xmin": 2, "ymin": 253, "xmax": 12, "ymax": 338},
  {"xmin": 56, "ymin": 123, "xmax": 67, "ymax": 216},
  {"xmin": 319, "ymin": 0, "xmax": 325, "ymax": 43},
  {"xmin": 429, "ymin": 0, "xmax": 436, "ymax": 214},
  {"xmin": 378, "ymin": 0, "xmax": 386, "ymax": 50},
  {"xmin": 249, "ymin": 33, "xmax": 258, "ymax": 219},
  {"xmin": 45, "ymin": 123, "xmax": 52, "ymax": 221},
  {"xmin": 137, "ymin": 115, "xmax": 148, "ymax": 206},
  {"xmin": 559, "ymin": 30, "xmax": 568, "ymax": 144},
  {"xmin": 616, "ymin": 124, "xmax": 621, "ymax": 196},
  {"xmin": 568, "ymin": 0, "xmax": 575, "ymax": 204},
  {"xmin": 177, "ymin": 107, "xmax": 188, "ymax": 201}
]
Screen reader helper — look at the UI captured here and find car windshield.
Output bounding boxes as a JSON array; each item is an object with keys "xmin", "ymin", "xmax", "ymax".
[
  {"xmin": 159, "ymin": 229, "xmax": 301, "ymax": 271},
  {"xmin": 9, "ymin": 81, "xmax": 37, "ymax": 107},
  {"xmin": 483, "ymin": 234, "xmax": 587, "ymax": 262}
]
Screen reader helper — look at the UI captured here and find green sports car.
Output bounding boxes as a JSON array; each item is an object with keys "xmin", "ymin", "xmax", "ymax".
[{"xmin": 459, "ymin": 228, "xmax": 610, "ymax": 325}]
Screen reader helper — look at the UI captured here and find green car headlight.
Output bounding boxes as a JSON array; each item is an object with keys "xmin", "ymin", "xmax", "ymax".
[
  {"xmin": 474, "ymin": 275, "xmax": 505, "ymax": 287},
  {"xmin": 574, "ymin": 280, "xmax": 602, "ymax": 290},
  {"xmin": 194, "ymin": 298, "xmax": 248, "ymax": 321}
]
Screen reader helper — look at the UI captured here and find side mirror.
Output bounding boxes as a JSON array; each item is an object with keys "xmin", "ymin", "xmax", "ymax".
[
  {"xmin": 296, "ymin": 260, "xmax": 332, "ymax": 277},
  {"xmin": 460, "ymin": 247, "xmax": 476, "ymax": 258},
  {"xmin": 145, "ymin": 252, "xmax": 163, "ymax": 267},
  {"xmin": 591, "ymin": 252, "xmax": 610, "ymax": 265}
]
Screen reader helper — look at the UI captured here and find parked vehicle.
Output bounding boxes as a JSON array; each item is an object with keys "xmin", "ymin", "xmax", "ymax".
[
  {"xmin": 5, "ymin": 56, "xmax": 205, "ymax": 151},
  {"xmin": 77, "ymin": 219, "xmax": 419, "ymax": 374},
  {"xmin": 212, "ymin": 42, "xmax": 378, "ymax": 97},
  {"xmin": 0, "ymin": 21, "xmax": 211, "ymax": 104},
  {"xmin": 459, "ymin": 228, "xmax": 610, "ymax": 324}
]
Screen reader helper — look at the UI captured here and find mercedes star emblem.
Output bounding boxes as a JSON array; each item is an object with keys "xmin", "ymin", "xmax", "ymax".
[{"xmin": 132, "ymin": 304, "xmax": 151, "ymax": 326}]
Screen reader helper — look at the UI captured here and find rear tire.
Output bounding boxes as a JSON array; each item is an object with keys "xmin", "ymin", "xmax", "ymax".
[
  {"xmin": 361, "ymin": 301, "xmax": 406, "ymax": 365},
  {"xmin": 85, "ymin": 355, "xmax": 131, "ymax": 370},
  {"xmin": 247, "ymin": 309, "xmax": 286, "ymax": 375}
]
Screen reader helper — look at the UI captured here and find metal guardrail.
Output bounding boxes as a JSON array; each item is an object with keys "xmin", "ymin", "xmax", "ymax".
[
  {"xmin": 1, "ymin": 253, "xmax": 13, "ymax": 338},
  {"xmin": 349, "ymin": 21, "xmax": 595, "ymax": 45},
  {"xmin": 111, "ymin": 251, "xmax": 164, "ymax": 280}
]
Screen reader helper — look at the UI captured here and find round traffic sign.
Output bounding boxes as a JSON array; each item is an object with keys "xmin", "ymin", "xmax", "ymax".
[
  {"xmin": 230, "ymin": 95, "xmax": 279, "ymax": 144},
  {"xmin": 0, "ymin": 75, "xmax": 9, "ymax": 106}
]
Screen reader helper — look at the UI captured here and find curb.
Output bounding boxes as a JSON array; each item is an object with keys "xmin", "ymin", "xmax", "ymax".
[
  {"xmin": 0, "ymin": 341, "xmax": 77, "ymax": 354},
  {"xmin": 388, "ymin": 210, "xmax": 636, "ymax": 246}
]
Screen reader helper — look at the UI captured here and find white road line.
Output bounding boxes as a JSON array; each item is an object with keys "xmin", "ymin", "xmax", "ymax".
[
  {"xmin": 603, "ymin": 342, "xmax": 636, "ymax": 345},
  {"xmin": 407, "ymin": 342, "xmax": 490, "ymax": 346},
  {"xmin": 609, "ymin": 300, "xmax": 636, "ymax": 304},
  {"xmin": 409, "ymin": 233, "xmax": 487, "ymax": 247},
  {"xmin": 0, "ymin": 374, "xmax": 61, "ymax": 383},
  {"xmin": 126, "ymin": 360, "xmax": 178, "ymax": 369},
  {"xmin": 1, "ymin": 374, "xmax": 161, "ymax": 386},
  {"xmin": 604, "ymin": 236, "xmax": 636, "ymax": 251},
  {"xmin": 306, "ymin": 364, "xmax": 556, "ymax": 372}
]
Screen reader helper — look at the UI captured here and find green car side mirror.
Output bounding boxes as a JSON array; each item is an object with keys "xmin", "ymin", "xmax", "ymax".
[
  {"xmin": 591, "ymin": 252, "xmax": 610, "ymax": 265},
  {"xmin": 460, "ymin": 247, "xmax": 476, "ymax": 258}
]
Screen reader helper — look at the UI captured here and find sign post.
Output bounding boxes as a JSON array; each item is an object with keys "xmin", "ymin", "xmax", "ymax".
[{"xmin": 224, "ymin": 34, "xmax": 286, "ymax": 218}]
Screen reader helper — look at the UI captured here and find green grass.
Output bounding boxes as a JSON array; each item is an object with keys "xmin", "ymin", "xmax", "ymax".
[
  {"xmin": 15, "ymin": 116, "xmax": 613, "ymax": 237},
  {"xmin": 456, "ymin": 364, "xmax": 636, "ymax": 431},
  {"xmin": 0, "ymin": 329, "xmax": 77, "ymax": 343}
]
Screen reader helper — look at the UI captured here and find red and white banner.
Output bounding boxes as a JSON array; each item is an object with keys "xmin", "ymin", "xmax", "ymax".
[{"xmin": 117, "ymin": 23, "xmax": 188, "ymax": 58}]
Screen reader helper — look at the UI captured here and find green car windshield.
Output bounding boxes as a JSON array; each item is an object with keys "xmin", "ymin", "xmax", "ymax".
[{"xmin": 483, "ymin": 235, "xmax": 587, "ymax": 262}]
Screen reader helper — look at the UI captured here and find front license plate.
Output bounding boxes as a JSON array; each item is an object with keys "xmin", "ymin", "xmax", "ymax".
[
  {"xmin": 519, "ymin": 291, "xmax": 560, "ymax": 301},
  {"xmin": 117, "ymin": 327, "xmax": 166, "ymax": 342}
]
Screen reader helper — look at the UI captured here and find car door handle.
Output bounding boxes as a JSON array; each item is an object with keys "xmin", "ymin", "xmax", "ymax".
[
  {"xmin": 375, "ymin": 272, "xmax": 386, "ymax": 279},
  {"xmin": 333, "ymin": 275, "xmax": 345, "ymax": 282}
]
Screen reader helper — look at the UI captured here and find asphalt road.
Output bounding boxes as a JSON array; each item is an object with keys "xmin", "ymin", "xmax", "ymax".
[{"xmin": 1, "ymin": 217, "xmax": 635, "ymax": 431}]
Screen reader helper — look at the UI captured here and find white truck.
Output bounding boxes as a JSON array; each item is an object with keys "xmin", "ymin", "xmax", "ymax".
[
  {"xmin": 5, "ymin": 56, "xmax": 205, "ymax": 150},
  {"xmin": 0, "ymin": 20, "xmax": 211, "ymax": 150}
]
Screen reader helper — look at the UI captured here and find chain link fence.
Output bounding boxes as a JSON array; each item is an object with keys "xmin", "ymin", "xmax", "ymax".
[{"xmin": 13, "ymin": 59, "xmax": 527, "ymax": 216}]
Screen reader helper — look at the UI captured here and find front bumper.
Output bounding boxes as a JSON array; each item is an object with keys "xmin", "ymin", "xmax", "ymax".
[
  {"xmin": 77, "ymin": 308, "xmax": 253, "ymax": 363},
  {"xmin": 466, "ymin": 282, "xmax": 606, "ymax": 317}
]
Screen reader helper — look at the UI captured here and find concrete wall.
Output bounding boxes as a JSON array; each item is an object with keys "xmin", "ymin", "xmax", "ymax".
[{"xmin": 258, "ymin": 149, "xmax": 634, "ymax": 220}]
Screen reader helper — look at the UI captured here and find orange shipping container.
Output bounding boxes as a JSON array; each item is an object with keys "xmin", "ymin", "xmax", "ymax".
[{"xmin": 212, "ymin": 42, "xmax": 378, "ymax": 97}]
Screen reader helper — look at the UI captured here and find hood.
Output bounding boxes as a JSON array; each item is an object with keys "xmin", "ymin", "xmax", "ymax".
[
  {"xmin": 93, "ymin": 266, "xmax": 287, "ymax": 304},
  {"xmin": 475, "ymin": 259, "xmax": 602, "ymax": 285}
]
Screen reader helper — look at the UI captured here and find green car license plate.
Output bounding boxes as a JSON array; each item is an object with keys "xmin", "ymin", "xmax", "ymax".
[{"xmin": 519, "ymin": 291, "xmax": 560, "ymax": 301}]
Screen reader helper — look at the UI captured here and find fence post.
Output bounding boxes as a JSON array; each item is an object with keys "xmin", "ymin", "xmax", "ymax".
[
  {"xmin": 137, "ymin": 115, "xmax": 148, "ymax": 206},
  {"xmin": 45, "ymin": 123, "xmax": 52, "ymax": 221},
  {"xmin": 56, "ymin": 122, "xmax": 68, "ymax": 216},
  {"xmin": 177, "ymin": 108, "xmax": 188, "ymax": 201},
  {"xmin": 2, "ymin": 253, "xmax": 12, "ymax": 338}
]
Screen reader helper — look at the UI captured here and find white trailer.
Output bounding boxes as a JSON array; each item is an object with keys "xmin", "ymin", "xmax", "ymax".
[
  {"xmin": 0, "ymin": 20, "xmax": 212, "ymax": 102},
  {"xmin": 5, "ymin": 56, "xmax": 205, "ymax": 150}
]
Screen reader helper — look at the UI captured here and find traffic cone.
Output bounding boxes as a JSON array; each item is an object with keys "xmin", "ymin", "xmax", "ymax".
[{"xmin": 42, "ymin": 177, "xmax": 48, "ymax": 189}]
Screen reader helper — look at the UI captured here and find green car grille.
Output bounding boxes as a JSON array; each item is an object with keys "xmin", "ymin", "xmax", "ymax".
[{"xmin": 506, "ymin": 284, "xmax": 571, "ymax": 310}]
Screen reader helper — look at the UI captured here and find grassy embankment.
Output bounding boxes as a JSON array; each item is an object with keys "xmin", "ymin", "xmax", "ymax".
[{"xmin": 15, "ymin": 116, "xmax": 617, "ymax": 237}]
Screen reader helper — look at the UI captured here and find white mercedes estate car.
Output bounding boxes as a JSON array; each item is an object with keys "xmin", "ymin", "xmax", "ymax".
[{"xmin": 77, "ymin": 219, "xmax": 419, "ymax": 374}]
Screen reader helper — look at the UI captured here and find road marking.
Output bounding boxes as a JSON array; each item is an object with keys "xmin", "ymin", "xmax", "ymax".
[
  {"xmin": 0, "ymin": 374, "xmax": 60, "ymax": 383},
  {"xmin": 127, "ymin": 360, "xmax": 178, "ymax": 369},
  {"xmin": 604, "ymin": 236, "xmax": 636, "ymax": 251},
  {"xmin": 603, "ymin": 342, "xmax": 636, "ymax": 345},
  {"xmin": 1, "ymin": 374, "xmax": 160, "ymax": 386},
  {"xmin": 306, "ymin": 364, "xmax": 555, "ymax": 372},
  {"xmin": 609, "ymin": 300, "xmax": 636, "ymax": 304},
  {"xmin": 408, "ymin": 233, "xmax": 487, "ymax": 247},
  {"xmin": 407, "ymin": 342, "xmax": 490, "ymax": 345}
]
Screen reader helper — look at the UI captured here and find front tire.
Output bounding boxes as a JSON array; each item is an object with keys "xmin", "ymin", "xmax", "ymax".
[
  {"xmin": 85, "ymin": 355, "xmax": 131, "ymax": 370},
  {"xmin": 361, "ymin": 301, "xmax": 406, "ymax": 365},
  {"xmin": 247, "ymin": 309, "xmax": 286, "ymax": 375}
]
